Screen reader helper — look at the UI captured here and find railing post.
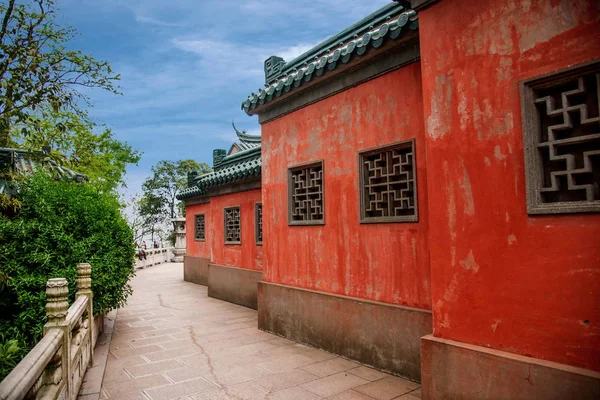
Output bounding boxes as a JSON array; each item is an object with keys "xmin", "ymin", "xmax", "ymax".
[
  {"xmin": 77, "ymin": 263, "xmax": 95, "ymax": 349},
  {"xmin": 44, "ymin": 278, "xmax": 70, "ymax": 395}
]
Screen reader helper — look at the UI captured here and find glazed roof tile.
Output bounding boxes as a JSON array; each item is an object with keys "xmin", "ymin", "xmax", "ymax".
[
  {"xmin": 0, "ymin": 147, "xmax": 88, "ymax": 196},
  {"xmin": 242, "ymin": 2, "xmax": 418, "ymax": 114},
  {"xmin": 177, "ymin": 132, "xmax": 262, "ymax": 200}
]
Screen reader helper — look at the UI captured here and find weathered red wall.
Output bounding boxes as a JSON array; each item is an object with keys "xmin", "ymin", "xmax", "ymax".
[
  {"xmin": 207, "ymin": 189, "xmax": 263, "ymax": 271},
  {"xmin": 185, "ymin": 189, "xmax": 263, "ymax": 270},
  {"xmin": 186, "ymin": 202, "xmax": 211, "ymax": 259},
  {"xmin": 419, "ymin": 0, "xmax": 600, "ymax": 370},
  {"xmin": 261, "ymin": 63, "xmax": 431, "ymax": 309}
]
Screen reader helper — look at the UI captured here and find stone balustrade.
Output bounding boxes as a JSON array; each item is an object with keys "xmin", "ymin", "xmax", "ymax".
[
  {"xmin": 134, "ymin": 247, "xmax": 172, "ymax": 269},
  {"xmin": 0, "ymin": 263, "xmax": 97, "ymax": 400}
]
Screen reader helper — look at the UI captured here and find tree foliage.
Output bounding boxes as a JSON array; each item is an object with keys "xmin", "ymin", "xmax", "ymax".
[
  {"xmin": 142, "ymin": 160, "xmax": 211, "ymax": 219},
  {"xmin": 11, "ymin": 109, "xmax": 140, "ymax": 192},
  {"xmin": 0, "ymin": 172, "xmax": 136, "ymax": 378},
  {"xmin": 0, "ymin": 0, "xmax": 120, "ymax": 146}
]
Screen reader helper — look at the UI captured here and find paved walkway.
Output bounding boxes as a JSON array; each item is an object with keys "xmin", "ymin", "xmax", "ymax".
[{"xmin": 97, "ymin": 263, "xmax": 422, "ymax": 400}]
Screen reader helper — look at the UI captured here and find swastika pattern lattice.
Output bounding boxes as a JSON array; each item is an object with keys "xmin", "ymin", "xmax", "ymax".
[
  {"xmin": 255, "ymin": 203, "xmax": 263, "ymax": 244},
  {"xmin": 521, "ymin": 60, "xmax": 600, "ymax": 214},
  {"xmin": 288, "ymin": 162, "xmax": 324, "ymax": 225},
  {"xmin": 194, "ymin": 214, "xmax": 205, "ymax": 241},
  {"xmin": 224, "ymin": 207, "xmax": 241, "ymax": 244},
  {"xmin": 359, "ymin": 140, "xmax": 418, "ymax": 223}
]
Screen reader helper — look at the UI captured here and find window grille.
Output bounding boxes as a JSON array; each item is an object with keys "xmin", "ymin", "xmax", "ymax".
[
  {"xmin": 255, "ymin": 203, "xmax": 263, "ymax": 244},
  {"xmin": 224, "ymin": 206, "xmax": 241, "ymax": 244},
  {"xmin": 288, "ymin": 161, "xmax": 324, "ymax": 225},
  {"xmin": 194, "ymin": 214, "xmax": 205, "ymax": 241},
  {"xmin": 520, "ymin": 60, "xmax": 600, "ymax": 214},
  {"xmin": 359, "ymin": 139, "xmax": 418, "ymax": 223}
]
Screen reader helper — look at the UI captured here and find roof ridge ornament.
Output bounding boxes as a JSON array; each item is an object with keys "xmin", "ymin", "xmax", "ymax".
[
  {"xmin": 231, "ymin": 121, "xmax": 261, "ymax": 144},
  {"xmin": 242, "ymin": 4, "xmax": 418, "ymax": 114}
]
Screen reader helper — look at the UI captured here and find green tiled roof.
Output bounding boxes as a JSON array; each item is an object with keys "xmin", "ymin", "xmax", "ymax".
[
  {"xmin": 177, "ymin": 135, "xmax": 262, "ymax": 200},
  {"xmin": 242, "ymin": 2, "xmax": 418, "ymax": 114},
  {"xmin": 0, "ymin": 147, "xmax": 88, "ymax": 196}
]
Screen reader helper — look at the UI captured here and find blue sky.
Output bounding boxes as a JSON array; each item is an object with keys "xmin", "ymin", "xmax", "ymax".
[{"xmin": 58, "ymin": 0, "xmax": 391, "ymax": 199}]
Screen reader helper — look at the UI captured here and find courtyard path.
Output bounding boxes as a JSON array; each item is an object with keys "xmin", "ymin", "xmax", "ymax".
[{"xmin": 93, "ymin": 263, "xmax": 422, "ymax": 400}]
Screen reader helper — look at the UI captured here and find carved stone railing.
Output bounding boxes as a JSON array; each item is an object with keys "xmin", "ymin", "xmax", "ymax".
[
  {"xmin": 0, "ymin": 264, "xmax": 95, "ymax": 400},
  {"xmin": 134, "ymin": 247, "xmax": 171, "ymax": 269}
]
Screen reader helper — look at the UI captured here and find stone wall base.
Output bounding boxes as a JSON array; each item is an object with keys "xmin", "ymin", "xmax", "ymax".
[
  {"xmin": 421, "ymin": 335, "xmax": 600, "ymax": 400},
  {"xmin": 208, "ymin": 264, "xmax": 263, "ymax": 309},
  {"xmin": 184, "ymin": 256, "xmax": 210, "ymax": 286},
  {"xmin": 257, "ymin": 281, "xmax": 432, "ymax": 381}
]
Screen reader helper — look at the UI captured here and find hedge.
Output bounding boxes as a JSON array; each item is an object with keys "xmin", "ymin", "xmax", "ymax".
[{"xmin": 0, "ymin": 172, "xmax": 136, "ymax": 378}]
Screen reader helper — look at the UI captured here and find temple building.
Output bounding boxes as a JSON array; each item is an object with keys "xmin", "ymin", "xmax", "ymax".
[
  {"xmin": 179, "ymin": 0, "xmax": 600, "ymax": 398},
  {"xmin": 178, "ymin": 126, "xmax": 263, "ymax": 309}
]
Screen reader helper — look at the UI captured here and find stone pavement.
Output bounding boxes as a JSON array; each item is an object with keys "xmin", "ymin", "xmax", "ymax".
[{"xmin": 94, "ymin": 263, "xmax": 422, "ymax": 400}]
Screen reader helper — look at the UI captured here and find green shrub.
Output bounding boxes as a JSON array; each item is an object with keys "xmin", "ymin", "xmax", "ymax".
[{"xmin": 0, "ymin": 172, "xmax": 135, "ymax": 378}]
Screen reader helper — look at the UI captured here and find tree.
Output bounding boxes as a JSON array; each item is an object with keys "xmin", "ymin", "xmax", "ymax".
[
  {"xmin": 142, "ymin": 160, "xmax": 211, "ymax": 220},
  {"xmin": 0, "ymin": 172, "xmax": 136, "ymax": 378},
  {"xmin": 10, "ymin": 108, "xmax": 140, "ymax": 192},
  {"xmin": 0, "ymin": 0, "xmax": 120, "ymax": 146},
  {"xmin": 137, "ymin": 191, "xmax": 166, "ymax": 243}
]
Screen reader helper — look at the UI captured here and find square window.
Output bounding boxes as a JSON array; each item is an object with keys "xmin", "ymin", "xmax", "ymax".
[
  {"xmin": 224, "ymin": 206, "xmax": 241, "ymax": 244},
  {"xmin": 255, "ymin": 203, "xmax": 263, "ymax": 245},
  {"xmin": 288, "ymin": 161, "xmax": 324, "ymax": 225},
  {"xmin": 520, "ymin": 59, "xmax": 600, "ymax": 214},
  {"xmin": 194, "ymin": 214, "xmax": 205, "ymax": 241},
  {"xmin": 359, "ymin": 139, "xmax": 418, "ymax": 223}
]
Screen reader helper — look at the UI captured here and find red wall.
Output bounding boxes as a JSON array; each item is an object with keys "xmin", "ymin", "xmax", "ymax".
[
  {"xmin": 419, "ymin": 0, "xmax": 600, "ymax": 370},
  {"xmin": 185, "ymin": 189, "xmax": 263, "ymax": 271},
  {"xmin": 261, "ymin": 63, "xmax": 431, "ymax": 309},
  {"xmin": 186, "ymin": 202, "xmax": 211, "ymax": 259}
]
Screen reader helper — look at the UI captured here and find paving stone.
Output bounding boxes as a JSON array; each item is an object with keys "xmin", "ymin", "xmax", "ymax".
[
  {"xmin": 329, "ymin": 390, "xmax": 377, "ymax": 400},
  {"xmin": 251, "ymin": 369, "xmax": 318, "ymax": 392},
  {"xmin": 144, "ymin": 346, "xmax": 199, "ymax": 362},
  {"xmin": 104, "ymin": 374, "xmax": 170, "ymax": 398},
  {"xmin": 212, "ymin": 352, "xmax": 273, "ymax": 369},
  {"xmin": 300, "ymin": 372, "xmax": 370, "ymax": 398},
  {"xmin": 125, "ymin": 359, "xmax": 185, "ymax": 377},
  {"xmin": 396, "ymin": 388, "xmax": 421, "ymax": 399},
  {"xmin": 145, "ymin": 377, "xmax": 217, "ymax": 400},
  {"xmin": 205, "ymin": 365, "xmax": 271, "ymax": 387},
  {"xmin": 90, "ymin": 264, "xmax": 407, "ymax": 400},
  {"xmin": 257, "ymin": 353, "xmax": 316, "ymax": 372},
  {"xmin": 165, "ymin": 365, "xmax": 221, "ymax": 383},
  {"xmin": 111, "ymin": 344, "xmax": 163, "ymax": 359},
  {"xmin": 300, "ymin": 357, "xmax": 358, "ymax": 377},
  {"xmin": 347, "ymin": 366, "xmax": 389, "ymax": 382},
  {"xmin": 354, "ymin": 377, "xmax": 420, "ymax": 400},
  {"xmin": 129, "ymin": 335, "xmax": 177, "ymax": 347},
  {"xmin": 301, "ymin": 348, "xmax": 339, "ymax": 362},
  {"xmin": 269, "ymin": 386, "xmax": 321, "ymax": 400},
  {"xmin": 141, "ymin": 327, "xmax": 181, "ymax": 338},
  {"xmin": 192, "ymin": 382, "xmax": 268, "ymax": 400}
]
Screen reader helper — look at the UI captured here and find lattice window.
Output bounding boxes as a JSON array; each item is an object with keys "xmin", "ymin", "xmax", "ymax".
[
  {"xmin": 359, "ymin": 139, "xmax": 418, "ymax": 223},
  {"xmin": 255, "ymin": 203, "xmax": 263, "ymax": 244},
  {"xmin": 224, "ymin": 206, "xmax": 241, "ymax": 244},
  {"xmin": 194, "ymin": 214, "xmax": 205, "ymax": 241},
  {"xmin": 288, "ymin": 161, "xmax": 325, "ymax": 225},
  {"xmin": 521, "ymin": 60, "xmax": 600, "ymax": 214}
]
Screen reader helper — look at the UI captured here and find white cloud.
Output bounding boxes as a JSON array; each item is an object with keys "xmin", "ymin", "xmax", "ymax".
[{"xmin": 135, "ymin": 15, "xmax": 184, "ymax": 27}]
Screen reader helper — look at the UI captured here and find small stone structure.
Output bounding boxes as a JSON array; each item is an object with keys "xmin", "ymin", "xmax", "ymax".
[
  {"xmin": 171, "ymin": 218, "xmax": 186, "ymax": 262},
  {"xmin": 0, "ymin": 263, "xmax": 100, "ymax": 400}
]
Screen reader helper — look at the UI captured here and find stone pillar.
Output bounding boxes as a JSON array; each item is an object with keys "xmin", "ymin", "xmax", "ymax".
[
  {"xmin": 171, "ymin": 217, "xmax": 186, "ymax": 262},
  {"xmin": 76, "ymin": 263, "xmax": 95, "ymax": 348},
  {"xmin": 44, "ymin": 278, "xmax": 69, "ymax": 392}
]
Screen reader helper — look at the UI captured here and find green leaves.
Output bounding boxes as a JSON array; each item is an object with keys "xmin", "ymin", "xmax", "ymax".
[
  {"xmin": 12, "ymin": 108, "xmax": 141, "ymax": 193},
  {"xmin": 0, "ymin": 0, "xmax": 121, "ymax": 146},
  {"xmin": 0, "ymin": 172, "xmax": 136, "ymax": 378}
]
